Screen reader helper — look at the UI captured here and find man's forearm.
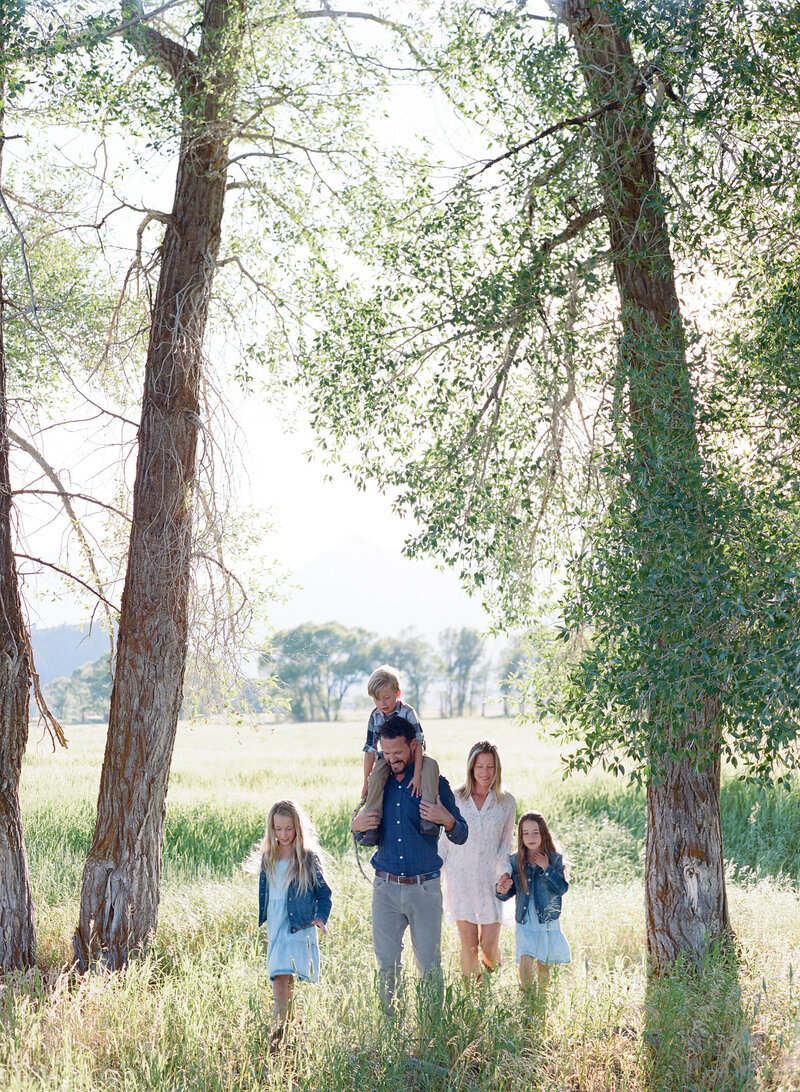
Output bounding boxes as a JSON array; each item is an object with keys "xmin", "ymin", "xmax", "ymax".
[{"xmin": 439, "ymin": 783, "xmax": 468, "ymax": 843}]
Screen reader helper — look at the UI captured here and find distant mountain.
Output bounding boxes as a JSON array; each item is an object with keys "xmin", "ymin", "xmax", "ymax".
[
  {"xmin": 28, "ymin": 538, "xmax": 492, "ymax": 686},
  {"xmin": 268, "ymin": 536, "xmax": 489, "ymax": 642},
  {"xmin": 30, "ymin": 623, "xmax": 113, "ymax": 687}
]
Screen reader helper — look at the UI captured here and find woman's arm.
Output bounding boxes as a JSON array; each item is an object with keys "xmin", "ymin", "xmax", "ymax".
[
  {"xmin": 495, "ymin": 855, "xmax": 517, "ymax": 901},
  {"xmin": 495, "ymin": 794, "xmax": 516, "ymax": 874}
]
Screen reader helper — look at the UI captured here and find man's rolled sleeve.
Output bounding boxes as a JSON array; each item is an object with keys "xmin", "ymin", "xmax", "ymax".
[{"xmin": 438, "ymin": 776, "xmax": 468, "ymax": 845}]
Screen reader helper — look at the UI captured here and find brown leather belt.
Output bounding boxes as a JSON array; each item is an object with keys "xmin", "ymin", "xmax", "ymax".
[{"xmin": 375, "ymin": 869, "xmax": 439, "ymax": 885}]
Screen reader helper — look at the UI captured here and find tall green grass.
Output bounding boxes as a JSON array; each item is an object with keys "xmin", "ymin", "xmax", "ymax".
[{"xmin": 7, "ymin": 716, "xmax": 799, "ymax": 1091}]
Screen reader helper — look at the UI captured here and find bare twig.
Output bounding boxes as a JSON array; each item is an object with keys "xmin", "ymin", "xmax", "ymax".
[
  {"xmin": 292, "ymin": 9, "xmax": 430, "ymax": 69},
  {"xmin": 21, "ymin": 625, "xmax": 68, "ymax": 750},
  {"xmin": 466, "ymin": 90, "xmax": 646, "ymax": 181},
  {"xmin": 0, "ymin": 189, "xmax": 39, "ymax": 323},
  {"xmin": 15, "ymin": 554, "xmax": 118, "ymax": 612},
  {"xmin": 9, "ymin": 430, "xmax": 117, "ymax": 655},
  {"xmin": 11, "ymin": 489, "xmax": 130, "ymax": 521}
]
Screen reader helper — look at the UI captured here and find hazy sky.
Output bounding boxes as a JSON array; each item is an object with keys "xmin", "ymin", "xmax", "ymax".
[
  {"xmin": 18, "ymin": 2, "xmax": 554, "ymax": 632},
  {"xmin": 234, "ymin": 394, "xmax": 409, "ymax": 571}
]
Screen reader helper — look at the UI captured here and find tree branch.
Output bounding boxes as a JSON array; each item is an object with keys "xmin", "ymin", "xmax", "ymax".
[
  {"xmin": 9, "ymin": 430, "xmax": 118, "ymax": 650},
  {"xmin": 22, "ymin": 623, "xmax": 69, "ymax": 751},
  {"xmin": 224, "ymin": 150, "xmax": 288, "ymax": 169},
  {"xmin": 289, "ymin": 8, "xmax": 430, "ymax": 69},
  {"xmin": 466, "ymin": 91, "xmax": 646, "ymax": 181},
  {"xmin": 1, "ymin": 305, "xmax": 63, "ymax": 324},
  {"xmin": 15, "ymin": 554, "xmax": 118, "ymax": 612},
  {"xmin": 0, "ymin": 188, "xmax": 39, "ymax": 324},
  {"xmin": 54, "ymin": 0, "xmax": 192, "ymax": 47},
  {"xmin": 540, "ymin": 204, "xmax": 604, "ymax": 255},
  {"xmin": 110, "ymin": 0, "xmax": 192, "ymax": 38},
  {"xmin": 119, "ymin": 0, "xmax": 199, "ymax": 89},
  {"xmin": 12, "ymin": 490, "xmax": 130, "ymax": 521}
]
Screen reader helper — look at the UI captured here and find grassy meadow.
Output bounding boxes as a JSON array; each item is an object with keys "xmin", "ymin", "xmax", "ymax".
[{"xmin": 5, "ymin": 715, "xmax": 800, "ymax": 1091}]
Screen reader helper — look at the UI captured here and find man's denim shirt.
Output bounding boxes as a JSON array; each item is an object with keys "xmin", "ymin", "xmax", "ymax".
[
  {"xmin": 496, "ymin": 851, "xmax": 568, "ymax": 923},
  {"xmin": 369, "ymin": 768, "xmax": 468, "ymax": 878}
]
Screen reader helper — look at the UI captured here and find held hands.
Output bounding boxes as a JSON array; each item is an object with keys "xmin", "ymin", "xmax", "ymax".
[
  {"xmin": 496, "ymin": 872, "xmax": 513, "ymax": 895},
  {"xmin": 409, "ymin": 768, "xmax": 423, "ymax": 797},
  {"xmin": 312, "ymin": 918, "xmax": 327, "ymax": 936},
  {"xmin": 351, "ymin": 809, "xmax": 380, "ymax": 834},
  {"xmin": 419, "ymin": 794, "xmax": 454, "ymax": 831}
]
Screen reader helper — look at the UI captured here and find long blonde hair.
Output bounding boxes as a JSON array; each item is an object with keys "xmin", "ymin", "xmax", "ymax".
[
  {"xmin": 249, "ymin": 799, "xmax": 322, "ymax": 894},
  {"xmin": 457, "ymin": 740, "xmax": 504, "ymax": 802},
  {"xmin": 515, "ymin": 811, "xmax": 568, "ymax": 894}
]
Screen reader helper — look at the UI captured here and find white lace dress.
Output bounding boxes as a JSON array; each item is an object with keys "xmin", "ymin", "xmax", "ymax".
[{"xmin": 439, "ymin": 791, "xmax": 516, "ymax": 925}]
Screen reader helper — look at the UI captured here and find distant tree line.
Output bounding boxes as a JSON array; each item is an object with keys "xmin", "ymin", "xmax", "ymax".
[
  {"xmin": 44, "ymin": 658, "xmax": 112, "ymax": 725},
  {"xmin": 261, "ymin": 622, "xmax": 526, "ymax": 722},
  {"xmin": 45, "ymin": 621, "xmax": 573, "ymax": 724}
]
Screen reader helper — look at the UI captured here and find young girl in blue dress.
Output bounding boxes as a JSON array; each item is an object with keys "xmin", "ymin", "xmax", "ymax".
[
  {"xmin": 496, "ymin": 810, "xmax": 570, "ymax": 993},
  {"xmin": 254, "ymin": 800, "xmax": 332, "ymax": 1046}
]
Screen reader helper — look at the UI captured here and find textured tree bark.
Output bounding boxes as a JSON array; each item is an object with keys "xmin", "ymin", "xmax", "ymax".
[
  {"xmin": 73, "ymin": 0, "xmax": 243, "ymax": 970},
  {"xmin": 646, "ymin": 747, "xmax": 728, "ymax": 967},
  {"xmin": 0, "ymin": 120, "xmax": 36, "ymax": 970},
  {"xmin": 553, "ymin": 0, "xmax": 730, "ymax": 967}
]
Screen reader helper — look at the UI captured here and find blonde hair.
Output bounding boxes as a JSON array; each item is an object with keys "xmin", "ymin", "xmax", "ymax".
[
  {"xmin": 248, "ymin": 800, "xmax": 323, "ymax": 895},
  {"xmin": 367, "ymin": 664, "xmax": 401, "ymax": 699},
  {"xmin": 515, "ymin": 811, "xmax": 569, "ymax": 893},
  {"xmin": 457, "ymin": 740, "xmax": 503, "ymax": 801}
]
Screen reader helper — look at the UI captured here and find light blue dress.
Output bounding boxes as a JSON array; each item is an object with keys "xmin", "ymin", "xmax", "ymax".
[
  {"xmin": 515, "ymin": 904, "xmax": 571, "ymax": 965},
  {"xmin": 266, "ymin": 859, "xmax": 320, "ymax": 983}
]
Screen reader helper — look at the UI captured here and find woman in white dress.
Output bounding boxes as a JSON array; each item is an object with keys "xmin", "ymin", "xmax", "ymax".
[{"xmin": 439, "ymin": 740, "xmax": 516, "ymax": 978}]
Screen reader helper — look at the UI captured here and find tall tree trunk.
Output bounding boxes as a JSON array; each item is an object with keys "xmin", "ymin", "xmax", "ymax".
[
  {"xmin": 73, "ymin": 0, "xmax": 243, "ymax": 971},
  {"xmin": 646, "ymin": 744, "xmax": 728, "ymax": 967},
  {"xmin": 0, "ymin": 112, "xmax": 36, "ymax": 971},
  {"xmin": 553, "ymin": 0, "xmax": 730, "ymax": 967}
]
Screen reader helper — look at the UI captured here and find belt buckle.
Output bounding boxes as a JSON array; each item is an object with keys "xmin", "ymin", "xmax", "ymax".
[{"xmin": 379, "ymin": 869, "xmax": 438, "ymax": 884}]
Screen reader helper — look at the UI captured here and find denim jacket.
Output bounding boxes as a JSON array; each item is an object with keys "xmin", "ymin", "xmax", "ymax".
[
  {"xmin": 495, "ymin": 851, "xmax": 568, "ymax": 924},
  {"xmin": 258, "ymin": 853, "xmax": 332, "ymax": 933}
]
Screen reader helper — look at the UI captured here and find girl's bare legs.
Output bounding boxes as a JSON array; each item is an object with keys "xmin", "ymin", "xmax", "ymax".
[
  {"xmin": 537, "ymin": 961, "xmax": 550, "ymax": 992},
  {"xmin": 271, "ymin": 974, "xmax": 294, "ymax": 1039},
  {"xmin": 519, "ymin": 956, "xmax": 549, "ymax": 995},
  {"xmin": 478, "ymin": 922, "xmax": 502, "ymax": 971},
  {"xmin": 456, "ymin": 921, "xmax": 480, "ymax": 977},
  {"xmin": 518, "ymin": 954, "xmax": 535, "ymax": 991}
]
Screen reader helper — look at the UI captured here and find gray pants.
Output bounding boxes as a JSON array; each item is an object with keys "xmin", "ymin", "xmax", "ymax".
[{"xmin": 371, "ymin": 874, "xmax": 443, "ymax": 1011}]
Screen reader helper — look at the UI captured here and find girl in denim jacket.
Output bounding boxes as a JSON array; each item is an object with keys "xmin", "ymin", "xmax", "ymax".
[
  {"xmin": 251, "ymin": 800, "xmax": 332, "ymax": 1048},
  {"xmin": 496, "ymin": 811, "xmax": 570, "ymax": 993}
]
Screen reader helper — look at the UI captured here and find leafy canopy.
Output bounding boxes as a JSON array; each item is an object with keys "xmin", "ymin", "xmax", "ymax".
[{"xmin": 297, "ymin": 0, "xmax": 800, "ymax": 780}]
